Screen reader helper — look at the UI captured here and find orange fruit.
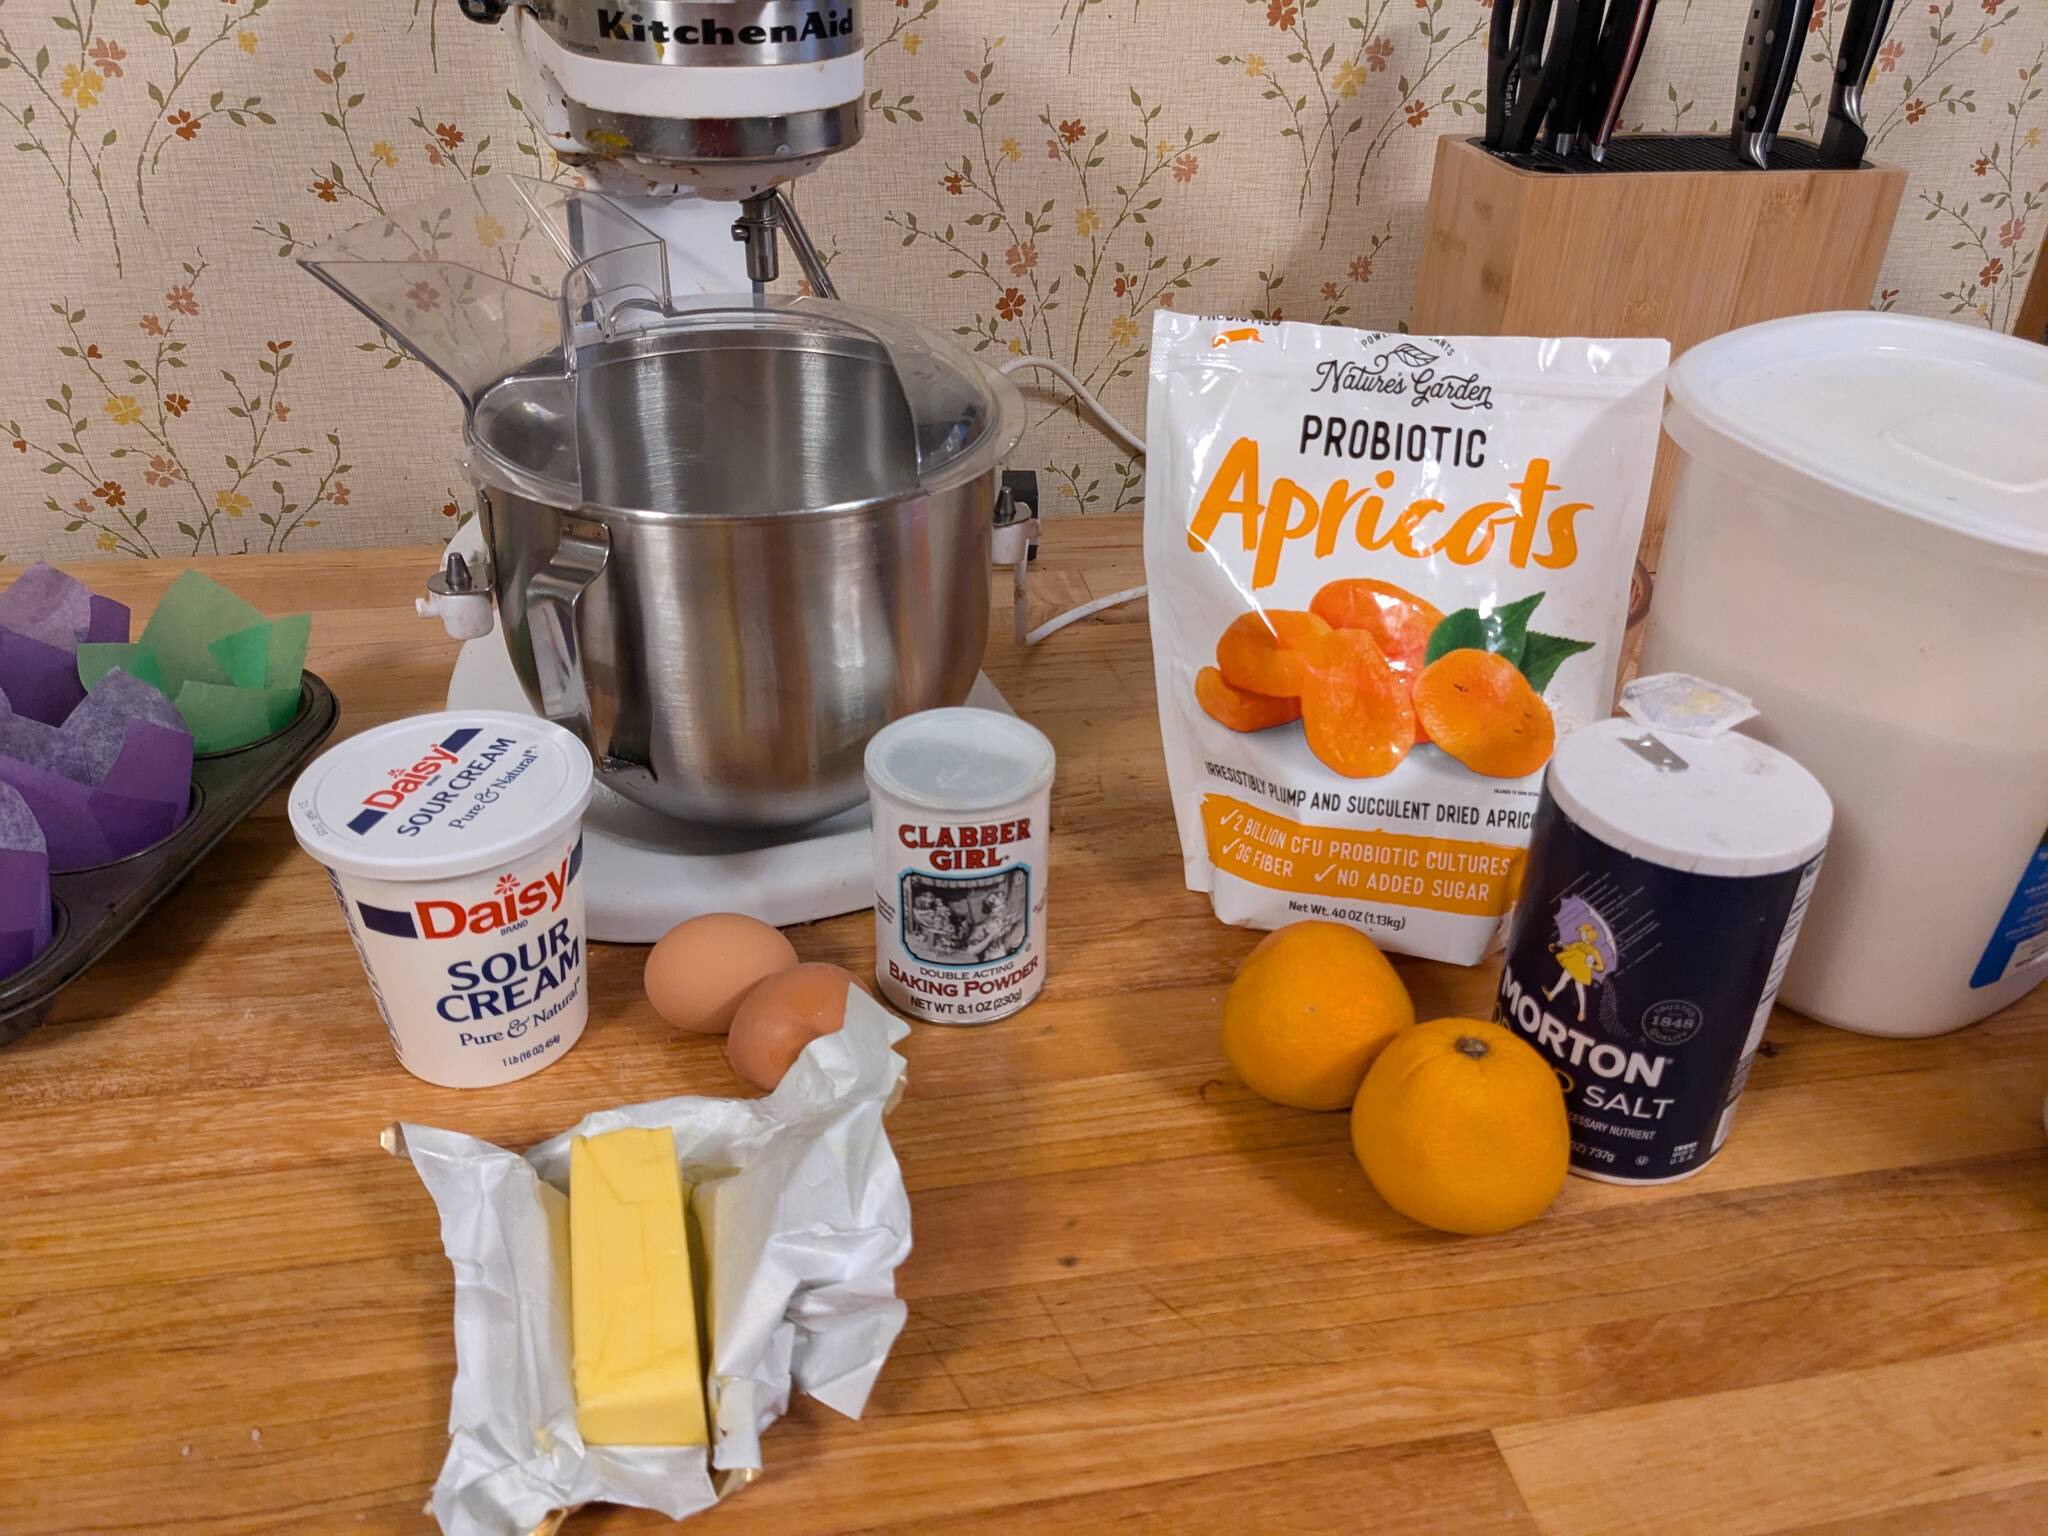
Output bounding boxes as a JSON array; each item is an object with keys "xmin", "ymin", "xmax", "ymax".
[
  {"xmin": 1195, "ymin": 666, "xmax": 1302, "ymax": 732},
  {"xmin": 1215, "ymin": 609, "xmax": 1332, "ymax": 697},
  {"xmin": 1351, "ymin": 1017, "xmax": 1568, "ymax": 1235},
  {"xmin": 1412, "ymin": 648, "xmax": 1555, "ymax": 779},
  {"xmin": 1299, "ymin": 629, "xmax": 1416, "ymax": 779},
  {"xmin": 1221, "ymin": 922, "xmax": 1415, "ymax": 1111}
]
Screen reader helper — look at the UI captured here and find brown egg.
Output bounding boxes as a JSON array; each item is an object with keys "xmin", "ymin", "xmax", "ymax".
[
  {"xmin": 726, "ymin": 963, "xmax": 858, "ymax": 1092},
  {"xmin": 642, "ymin": 913, "xmax": 799, "ymax": 1034}
]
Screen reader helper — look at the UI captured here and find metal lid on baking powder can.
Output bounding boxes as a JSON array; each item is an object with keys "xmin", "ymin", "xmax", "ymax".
[
  {"xmin": 1495, "ymin": 717, "xmax": 1832, "ymax": 1183},
  {"xmin": 865, "ymin": 708, "xmax": 1055, "ymax": 1026}
]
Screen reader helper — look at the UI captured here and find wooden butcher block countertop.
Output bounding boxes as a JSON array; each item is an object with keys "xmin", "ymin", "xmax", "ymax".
[{"xmin": 3, "ymin": 517, "xmax": 2045, "ymax": 1536}]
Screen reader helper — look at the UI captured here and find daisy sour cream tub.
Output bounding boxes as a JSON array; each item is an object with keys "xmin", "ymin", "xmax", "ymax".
[{"xmin": 289, "ymin": 711, "xmax": 595, "ymax": 1088}]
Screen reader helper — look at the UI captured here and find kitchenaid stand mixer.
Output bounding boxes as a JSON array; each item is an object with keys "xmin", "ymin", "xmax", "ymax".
[{"xmin": 301, "ymin": 2, "xmax": 1043, "ymax": 939}]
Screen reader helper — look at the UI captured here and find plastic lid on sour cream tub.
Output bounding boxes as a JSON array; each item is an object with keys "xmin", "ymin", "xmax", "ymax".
[{"xmin": 289, "ymin": 711, "xmax": 594, "ymax": 882}]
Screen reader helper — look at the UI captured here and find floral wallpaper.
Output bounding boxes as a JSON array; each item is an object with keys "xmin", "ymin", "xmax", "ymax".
[{"xmin": 0, "ymin": 0, "xmax": 2041, "ymax": 558}]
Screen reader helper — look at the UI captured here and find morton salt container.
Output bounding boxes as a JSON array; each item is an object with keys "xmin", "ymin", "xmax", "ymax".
[
  {"xmin": 1645, "ymin": 312, "xmax": 2048, "ymax": 1036},
  {"xmin": 1496, "ymin": 713, "xmax": 1832, "ymax": 1184},
  {"xmin": 289, "ymin": 711, "xmax": 594, "ymax": 1088}
]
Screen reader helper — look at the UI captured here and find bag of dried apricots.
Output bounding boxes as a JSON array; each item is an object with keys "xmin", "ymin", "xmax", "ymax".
[{"xmin": 1144, "ymin": 315, "xmax": 1668, "ymax": 964}]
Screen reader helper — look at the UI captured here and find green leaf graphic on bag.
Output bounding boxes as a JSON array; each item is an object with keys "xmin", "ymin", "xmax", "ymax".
[
  {"xmin": 1425, "ymin": 591, "xmax": 1591, "ymax": 694},
  {"xmin": 1426, "ymin": 590, "xmax": 1546, "ymax": 669},
  {"xmin": 1518, "ymin": 630, "xmax": 1597, "ymax": 693},
  {"xmin": 1424, "ymin": 607, "xmax": 1488, "ymax": 663}
]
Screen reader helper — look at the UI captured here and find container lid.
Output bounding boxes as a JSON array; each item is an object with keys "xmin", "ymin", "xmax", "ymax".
[
  {"xmin": 288, "ymin": 711, "xmax": 594, "ymax": 882},
  {"xmin": 864, "ymin": 708, "xmax": 1056, "ymax": 814},
  {"xmin": 1664, "ymin": 312, "xmax": 2048, "ymax": 562},
  {"xmin": 1546, "ymin": 719, "xmax": 1832, "ymax": 878}
]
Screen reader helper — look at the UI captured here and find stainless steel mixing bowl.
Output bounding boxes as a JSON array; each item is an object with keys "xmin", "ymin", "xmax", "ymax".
[{"xmin": 466, "ymin": 300, "xmax": 1021, "ymax": 829}]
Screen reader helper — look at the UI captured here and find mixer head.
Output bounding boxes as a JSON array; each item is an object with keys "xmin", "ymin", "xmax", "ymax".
[{"xmin": 460, "ymin": 2, "xmax": 863, "ymax": 288}]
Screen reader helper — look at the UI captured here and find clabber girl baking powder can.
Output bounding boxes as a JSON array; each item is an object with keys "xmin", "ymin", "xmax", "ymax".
[
  {"xmin": 864, "ymin": 707, "xmax": 1055, "ymax": 1026},
  {"xmin": 1496, "ymin": 705, "xmax": 1832, "ymax": 1183}
]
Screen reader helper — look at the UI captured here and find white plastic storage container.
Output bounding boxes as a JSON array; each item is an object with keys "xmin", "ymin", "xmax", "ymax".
[{"xmin": 1643, "ymin": 313, "xmax": 2048, "ymax": 1037}]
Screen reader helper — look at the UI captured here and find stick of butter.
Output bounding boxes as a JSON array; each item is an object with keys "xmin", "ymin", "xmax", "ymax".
[{"xmin": 569, "ymin": 1126, "xmax": 709, "ymax": 1447}]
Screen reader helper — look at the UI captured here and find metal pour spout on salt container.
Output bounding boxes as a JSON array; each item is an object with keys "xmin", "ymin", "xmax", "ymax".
[{"xmin": 298, "ymin": 177, "xmax": 1022, "ymax": 832}]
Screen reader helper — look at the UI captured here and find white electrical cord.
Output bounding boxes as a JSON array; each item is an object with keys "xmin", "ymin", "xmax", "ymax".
[
  {"xmin": 1022, "ymin": 583, "xmax": 1150, "ymax": 647},
  {"xmin": 997, "ymin": 354, "xmax": 1150, "ymax": 646},
  {"xmin": 997, "ymin": 355, "xmax": 1148, "ymax": 458}
]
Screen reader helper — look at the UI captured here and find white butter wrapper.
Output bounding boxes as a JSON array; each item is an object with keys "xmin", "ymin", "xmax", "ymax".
[{"xmin": 394, "ymin": 986, "xmax": 913, "ymax": 1535}]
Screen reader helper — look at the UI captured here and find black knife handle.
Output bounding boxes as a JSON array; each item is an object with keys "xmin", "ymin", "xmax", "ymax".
[
  {"xmin": 1503, "ymin": 0, "xmax": 1582, "ymax": 153},
  {"xmin": 1821, "ymin": 0, "xmax": 1897, "ymax": 164},
  {"xmin": 1833, "ymin": 0, "xmax": 1897, "ymax": 103},
  {"xmin": 1586, "ymin": 0, "xmax": 1660, "ymax": 158},
  {"xmin": 1549, "ymin": 0, "xmax": 1610, "ymax": 155},
  {"xmin": 1508, "ymin": 0, "xmax": 1546, "ymax": 135},
  {"xmin": 1486, "ymin": 0, "xmax": 1519, "ymax": 146},
  {"xmin": 1732, "ymin": 0, "xmax": 1817, "ymax": 167}
]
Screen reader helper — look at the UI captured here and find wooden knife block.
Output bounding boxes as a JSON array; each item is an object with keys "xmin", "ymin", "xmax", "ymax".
[{"xmin": 1411, "ymin": 136, "xmax": 1906, "ymax": 567}]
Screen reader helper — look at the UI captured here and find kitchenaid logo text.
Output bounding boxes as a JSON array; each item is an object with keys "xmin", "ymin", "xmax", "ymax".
[
  {"xmin": 1311, "ymin": 341, "xmax": 1495, "ymax": 412},
  {"xmin": 900, "ymin": 818, "xmax": 1032, "ymax": 872},
  {"xmin": 595, "ymin": 6, "xmax": 856, "ymax": 47}
]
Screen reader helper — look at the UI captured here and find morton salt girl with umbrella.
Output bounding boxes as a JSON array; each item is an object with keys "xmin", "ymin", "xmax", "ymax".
[{"xmin": 1496, "ymin": 676, "xmax": 1832, "ymax": 1184}]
